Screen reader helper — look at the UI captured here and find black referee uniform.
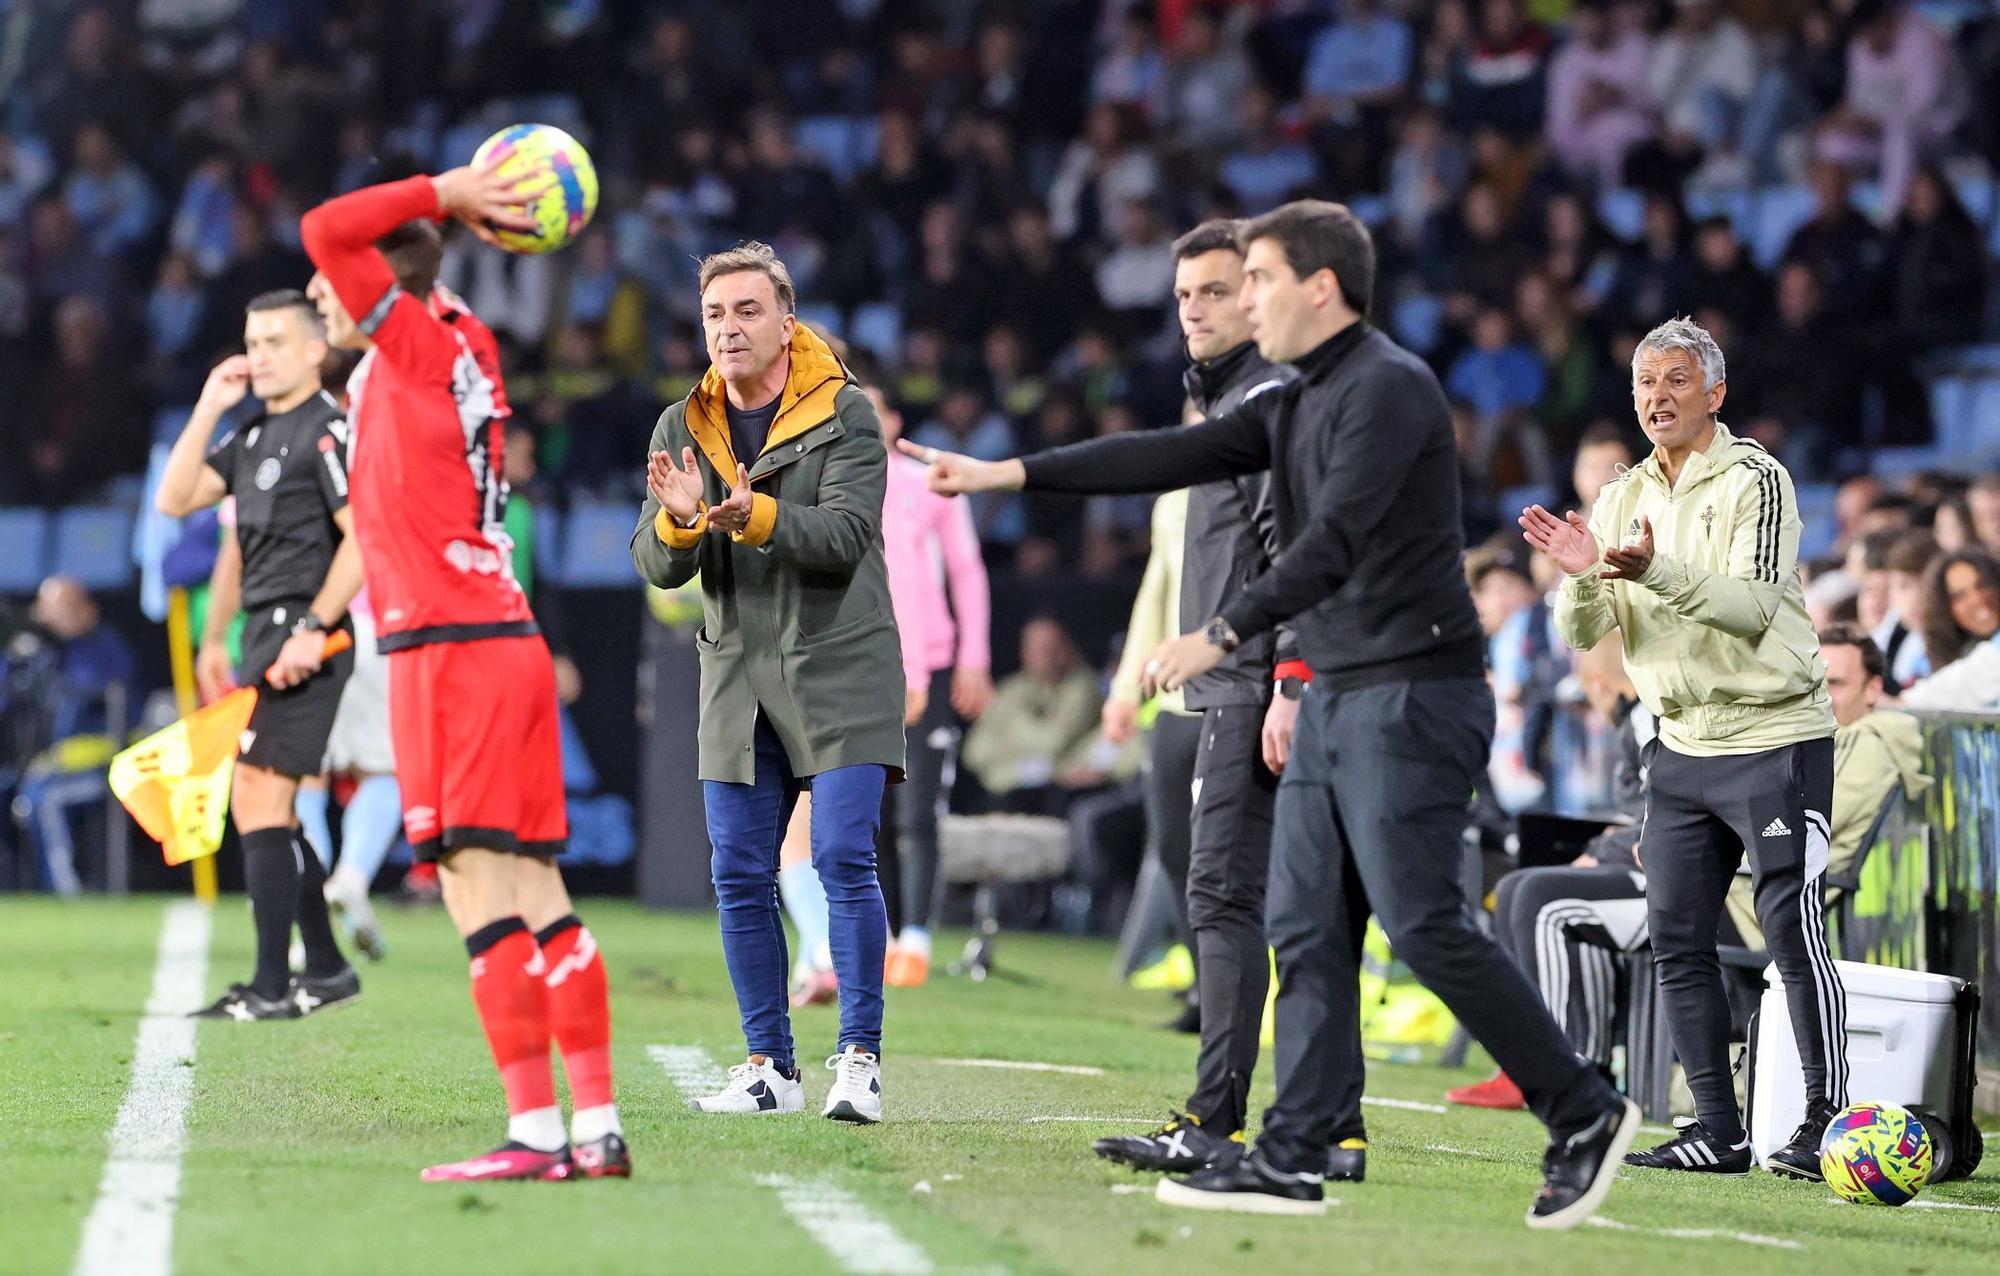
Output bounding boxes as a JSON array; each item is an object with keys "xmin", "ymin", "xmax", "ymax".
[
  {"xmin": 208, "ymin": 389, "xmax": 357, "ymax": 774},
  {"xmin": 1020, "ymin": 321, "xmax": 1628, "ymax": 1174}
]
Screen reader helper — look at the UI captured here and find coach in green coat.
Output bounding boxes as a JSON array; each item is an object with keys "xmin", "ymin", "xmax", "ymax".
[{"xmin": 629, "ymin": 241, "xmax": 900, "ymax": 1116}]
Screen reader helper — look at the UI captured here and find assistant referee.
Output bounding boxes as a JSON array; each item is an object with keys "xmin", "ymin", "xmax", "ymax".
[{"xmin": 157, "ymin": 289, "xmax": 361, "ymax": 1021}]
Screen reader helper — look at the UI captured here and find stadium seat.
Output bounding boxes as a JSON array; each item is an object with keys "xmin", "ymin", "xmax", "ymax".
[
  {"xmin": 1390, "ymin": 291, "xmax": 1443, "ymax": 356},
  {"xmin": 794, "ymin": 115, "xmax": 880, "ymax": 184},
  {"xmin": 557, "ymin": 499, "xmax": 642, "ymax": 588},
  {"xmin": 1869, "ymin": 446, "xmax": 1953, "ymax": 480},
  {"xmin": 848, "ymin": 302, "xmax": 902, "ymax": 361},
  {"xmin": 533, "ymin": 503, "xmax": 564, "ymax": 584},
  {"xmin": 1794, "ymin": 483, "xmax": 1838, "ymax": 561},
  {"xmin": 796, "ymin": 302, "xmax": 846, "ymax": 342},
  {"xmin": 0, "ymin": 508, "xmax": 51, "ymax": 594},
  {"xmin": 1594, "ymin": 189, "xmax": 1645, "ymax": 242},
  {"xmin": 1495, "ymin": 484, "xmax": 1553, "ymax": 520},
  {"xmin": 1745, "ymin": 185, "xmax": 1817, "ymax": 271},
  {"xmin": 51, "ymin": 505, "xmax": 136, "ymax": 591}
]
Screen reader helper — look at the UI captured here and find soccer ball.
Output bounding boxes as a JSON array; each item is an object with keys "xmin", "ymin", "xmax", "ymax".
[
  {"xmin": 469, "ymin": 123, "xmax": 598, "ymax": 254},
  {"xmin": 1820, "ymin": 1102, "xmax": 1933, "ymax": 1206}
]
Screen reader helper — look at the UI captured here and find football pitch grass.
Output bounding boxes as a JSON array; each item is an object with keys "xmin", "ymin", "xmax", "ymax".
[{"xmin": 8, "ymin": 897, "xmax": 2000, "ymax": 1275}]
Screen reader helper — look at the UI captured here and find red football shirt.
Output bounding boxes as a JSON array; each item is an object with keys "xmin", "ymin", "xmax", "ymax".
[{"xmin": 301, "ymin": 177, "xmax": 534, "ymax": 652}]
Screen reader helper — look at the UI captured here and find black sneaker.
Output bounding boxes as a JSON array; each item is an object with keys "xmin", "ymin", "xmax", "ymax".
[
  {"xmin": 1765, "ymin": 1098, "xmax": 1839, "ymax": 1181},
  {"xmin": 1622, "ymin": 1116, "xmax": 1752, "ymax": 1174},
  {"xmin": 292, "ymin": 966, "xmax": 362, "ymax": 1016},
  {"xmin": 1161, "ymin": 995, "xmax": 1201, "ymax": 1034},
  {"xmin": 1155, "ymin": 1150, "xmax": 1327, "ymax": 1217},
  {"xmin": 1326, "ymin": 1137, "xmax": 1367, "ymax": 1182},
  {"xmin": 191, "ymin": 982, "xmax": 300, "ymax": 1021},
  {"xmin": 1528, "ymin": 1097, "xmax": 1639, "ymax": 1231},
  {"xmin": 1094, "ymin": 1113, "xmax": 1243, "ymax": 1173}
]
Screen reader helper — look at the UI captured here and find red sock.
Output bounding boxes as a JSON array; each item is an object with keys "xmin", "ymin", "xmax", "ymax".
[
  {"xmin": 537, "ymin": 915, "xmax": 614, "ymax": 1110},
  {"xmin": 466, "ymin": 920, "xmax": 556, "ymax": 1116}
]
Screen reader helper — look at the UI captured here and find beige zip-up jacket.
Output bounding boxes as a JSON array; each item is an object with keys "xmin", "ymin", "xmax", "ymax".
[{"xmin": 1554, "ymin": 420, "xmax": 1836, "ymax": 756}]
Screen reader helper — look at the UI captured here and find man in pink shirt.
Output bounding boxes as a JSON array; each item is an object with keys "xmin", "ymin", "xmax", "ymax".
[{"xmin": 874, "ymin": 385, "xmax": 993, "ymax": 985}]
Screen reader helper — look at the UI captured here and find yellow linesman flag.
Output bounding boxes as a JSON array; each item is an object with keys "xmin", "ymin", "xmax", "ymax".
[{"xmin": 110, "ymin": 687, "xmax": 257, "ymax": 866}]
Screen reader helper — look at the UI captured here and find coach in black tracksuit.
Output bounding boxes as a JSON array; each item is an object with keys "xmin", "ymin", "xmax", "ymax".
[
  {"xmin": 1097, "ymin": 222, "xmax": 1303, "ymax": 1173},
  {"xmin": 907, "ymin": 201, "xmax": 1634, "ymax": 1227}
]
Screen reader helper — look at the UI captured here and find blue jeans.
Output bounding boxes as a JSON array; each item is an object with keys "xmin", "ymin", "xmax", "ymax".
[{"xmin": 703, "ymin": 714, "xmax": 888, "ymax": 1069}]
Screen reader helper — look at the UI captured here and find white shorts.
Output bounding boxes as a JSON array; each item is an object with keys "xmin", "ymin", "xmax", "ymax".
[{"xmin": 322, "ymin": 610, "xmax": 396, "ymax": 775}]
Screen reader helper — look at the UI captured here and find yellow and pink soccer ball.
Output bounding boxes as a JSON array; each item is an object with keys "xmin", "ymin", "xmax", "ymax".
[
  {"xmin": 1820, "ymin": 1101, "xmax": 1934, "ymax": 1206},
  {"xmin": 470, "ymin": 123, "xmax": 598, "ymax": 254}
]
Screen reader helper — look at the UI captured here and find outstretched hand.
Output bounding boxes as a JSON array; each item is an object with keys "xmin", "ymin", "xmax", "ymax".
[
  {"xmin": 647, "ymin": 447, "xmax": 706, "ymax": 524},
  {"xmin": 893, "ymin": 438, "xmax": 1024, "ymax": 495},
  {"xmin": 1518, "ymin": 504, "xmax": 1601, "ymax": 577},
  {"xmin": 432, "ymin": 157, "xmax": 553, "ymax": 248}
]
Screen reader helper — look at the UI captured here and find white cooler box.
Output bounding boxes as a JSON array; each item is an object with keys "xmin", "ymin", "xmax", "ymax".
[{"xmin": 1746, "ymin": 959, "xmax": 1983, "ymax": 1178}]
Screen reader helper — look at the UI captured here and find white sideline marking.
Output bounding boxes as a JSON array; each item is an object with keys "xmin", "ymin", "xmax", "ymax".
[
  {"xmin": 1910, "ymin": 1199, "xmax": 2000, "ymax": 1215},
  {"xmin": 758, "ymin": 1173, "xmax": 934, "ymax": 1275},
  {"xmin": 1363, "ymin": 1096, "xmax": 1447, "ymax": 1114},
  {"xmin": 1026, "ymin": 1116, "xmax": 1156, "ymax": 1124},
  {"xmin": 1587, "ymin": 1217, "xmax": 1804, "ymax": 1250},
  {"xmin": 1424, "ymin": 1142, "xmax": 1503, "ymax": 1161},
  {"xmin": 647, "ymin": 1044, "xmax": 726, "ymax": 1099},
  {"xmin": 1110, "ymin": 1184, "xmax": 1150, "ymax": 1194},
  {"xmin": 932, "ymin": 1058, "xmax": 1105, "ymax": 1076},
  {"xmin": 74, "ymin": 900, "xmax": 213, "ymax": 1276}
]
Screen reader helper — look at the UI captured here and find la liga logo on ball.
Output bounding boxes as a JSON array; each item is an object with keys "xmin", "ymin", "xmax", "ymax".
[
  {"xmin": 472, "ymin": 123, "xmax": 598, "ymax": 254},
  {"xmin": 1820, "ymin": 1101, "xmax": 1934, "ymax": 1206}
]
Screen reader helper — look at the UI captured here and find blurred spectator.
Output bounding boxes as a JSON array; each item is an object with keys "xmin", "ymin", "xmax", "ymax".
[
  {"xmin": 1876, "ymin": 528, "xmax": 1938, "ymax": 692},
  {"xmin": 1048, "ymin": 102, "xmax": 1160, "ymax": 245},
  {"xmin": 62, "ymin": 122, "xmax": 156, "ymax": 256},
  {"xmin": 1782, "ymin": 161, "xmax": 1886, "ymax": 320},
  {"xmin": 20, "ymin": 294, "xmax": 145, "ymax": 504},
  {"xmin": 1450, "ymin": 305, "xmax": 1550, "ymax": 485},
  {"xmin": 196, "ymin": 203, "xmax": 310, "ymax": 353},
  {"xmin": 1219, "ymin": 84, "xmax": 1318, "ymax": 214},
  {"xmin": 961, "ymin": 616, "xmax": 1112, "ymax": 815},
  {"xmin": 981, "ymin": 324, "xmax": 1047, "ymax": 423},
  {"xmin": 1902, "ymin": 548, "xmax": 2000, "ymax": 710},
  {"xmin": 1881, "ymin": 164, "xmax": 1987, "ymax": 354},
  {"xmin": 1681, "ymin": 216, "xmax": 1766, "ymax": 331},
  {"xmin": 1301, "ymin": 0, "xmax": 1412, "ymax": 189},
  {"xmin": 1385, "ymin": 105, "xmax": 1468, "ymax": 251},
  {"xmin": 996, "ymin": 203, "xmax": 1094, "ymax": 364},
  {"xmin": 1545, "ymin": 0, "xmax": 1655, "ymax": 188},
  {"xmin": 1932, "ymin": 492, "xmax": 1975, "ymax": 555},
  {"xmin": 0, "ymin": 131, "xmax": 55, "ymax": 229},
  {"xmin": 168, "ymin": 154, "xmax": 239, "ymax": 278},
  {"xmin": 1834, "ymin": 473, "xmax": 1883, "ymax": 557},
  {"xmin": 146, "ymin": 251, "xmax": 208, "ymax": 365},
  {"xmin": 1847, "ymin": 530, "xmax": 1899, "ymax": 637},
  {"xmin": 1645, "ymin": 0, "xmax": 1758, "ymax": 176},
  {"xmin": 1457, "ymin": 0, "xmax": 1551, "ymax": 140},
  {"xmin": 1162, "ymin": 6, "xmax": 1252, "ymax": 153},
  {"xmin": 1970, "ymin": 475, "xmax": 2000, "ymax": 556},
  {"xmin": 1738, "ymin": 261, "xmax": 1861, "ymax": 476},
  {"xmin": 1093, "ymin": 199, "xmax": 1177, "ymax": 334},
  {"xmin": 439, "ymin": 230, "xmax": 555, "ymax": 349},
  {"xmin": 1568, "ymin": 421, "xmax": 1636, "ymax": 518},
  {"xmin": 1091, "ymin": 4, "xmax": 1169, "ymax": 119},
  {"xmin": 1516, "ymin": 272, "xmax": 1599, "ymax": 451},
  {"xmin": 1815, "ymin": 0, "xmax": 1965, "ymax": 210},
  {"xmin": 2, "ymin": 576, "xmax": 137, "ymax": 895},
  {"xmin": 910, "ymin": 382, "xmax": 1026, "ymax": 556},
  {"xmin": 37, "ymin": 8, "xmax": 150, "ymax": 155}
]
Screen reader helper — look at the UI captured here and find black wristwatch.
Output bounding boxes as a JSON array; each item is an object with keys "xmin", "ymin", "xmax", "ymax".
[
  {"xmin": 293, "ymin": 613, "xmax": 329, "ymax": 636},
  {"xmin": 1203, "ymin": 615, "xmax": 1241, "ymax": 653},
  {"xmin": 1275, "ymin": 675, "xmax": 1305, "ymax": 701}
]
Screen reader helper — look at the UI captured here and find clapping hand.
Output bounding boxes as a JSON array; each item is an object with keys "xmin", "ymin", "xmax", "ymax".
[
  {"xmin": 707, "ymin": 464, "xmax": 755, "ymax": 536},
  {"xmin": 647, "ymin": 447, "xmax": 706, "ymax": 525},
  {"xmin": 1600, "ymin": 515, "xmax": 1655, "ymax": 582},
  {"xmin": 1518, "ymin": 504, "xmax": 1601, "ymax": 576}
]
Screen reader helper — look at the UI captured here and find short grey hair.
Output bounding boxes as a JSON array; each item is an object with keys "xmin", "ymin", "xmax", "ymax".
[
  {"xmin": 697, "ymin": 241, "xmax": 796, "ymax": 314},
  {"xmin": 1631, "ymin": 316, "xmax": 1726, "ymax": 391}
]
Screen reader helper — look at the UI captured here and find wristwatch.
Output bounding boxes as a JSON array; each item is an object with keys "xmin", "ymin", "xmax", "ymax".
[
  {"xmin": 1203, "ymin": 616, "xmax": 1241, "ymax": 653},
  {"xmin": 1275, "ymin": 675, "xmax": 1305, "ymax": 701},
  {"xmin": 292, "ymin": 613, "xmax": 329, "ymax": 636}
]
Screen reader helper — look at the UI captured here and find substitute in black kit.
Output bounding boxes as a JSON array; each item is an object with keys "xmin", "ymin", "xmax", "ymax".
[
  {"xmin": 156, "ymin": 289, "xmax": 362, "ymax": 1022},
  {"xmin": 907, "ymin": 201, "xmax": 1637, "ymax": 1230}
]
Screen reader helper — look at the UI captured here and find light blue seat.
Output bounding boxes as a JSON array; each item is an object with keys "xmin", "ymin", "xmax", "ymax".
[
  {"xmin": 1390, "ymin": 291, "xmax": 1443, "ymax": 356},
  {"xmin": 848, "ymin": 302, "xmax": 902, "ymax": 361},
  {"xmin": 532, "ymin": 504, "xmax": 564, "ymax": 584},
  {"xmin": 1595, "ymin": 188, "xmax": 1645, "ymax": 242},
  {"xmin": 796, "ymin": 302, "xmax": 846, "ymax": 342},
  {"xmin": 558, "ymin": 500, "xmax": 642, "ymax": 589},
  {"xmin": 51, "ymin": 505, "xmax": 135, "ymax": 591},
  {"xmin": 0, "ymin": 508, "xmax": 51, "ymax": 594}
]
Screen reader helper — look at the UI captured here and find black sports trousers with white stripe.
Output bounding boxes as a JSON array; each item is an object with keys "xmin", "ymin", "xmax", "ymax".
[{"xmin": 1641, "ymin": 733, "xmax": 1846, "ymax": 1135}]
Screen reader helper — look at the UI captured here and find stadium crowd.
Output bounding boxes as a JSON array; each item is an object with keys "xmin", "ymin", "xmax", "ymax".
[{"xmin": 4, "ymin": 0, "xmax": 2000, "ymax": 899}]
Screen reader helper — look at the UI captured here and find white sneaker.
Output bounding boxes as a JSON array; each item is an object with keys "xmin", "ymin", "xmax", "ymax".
[
  {"xmin": 325, "ymin": 871, "xmax": 386, "ymax": 961},
  {"xmin": 688, "ymin": 1056, "xmax": 805, "ymax": 1115},
  {"xmin": 822, "ymin": 1047, "xmax": 882, "ymax": 1124}
]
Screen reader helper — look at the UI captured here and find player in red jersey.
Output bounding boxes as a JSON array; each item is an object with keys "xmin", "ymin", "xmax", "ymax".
[{"xmin": 300, "ymin": 163, "xmax": 625, "ymax": 1183}]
